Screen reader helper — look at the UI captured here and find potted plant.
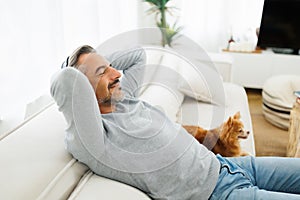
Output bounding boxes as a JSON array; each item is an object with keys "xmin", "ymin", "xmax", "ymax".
[{"xmin": 143, "ymin": 0, "xmax": 182, "ymax": 47}]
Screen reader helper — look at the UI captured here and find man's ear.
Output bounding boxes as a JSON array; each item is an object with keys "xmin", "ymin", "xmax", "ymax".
[{"xmin": 233, "ymin": 111, "xmax": 241, "ymax": 119}]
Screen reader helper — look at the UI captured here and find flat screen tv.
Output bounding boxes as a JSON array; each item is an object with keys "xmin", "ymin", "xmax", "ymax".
[{"xmin": 257, "ymin": 0, "xmax": 300, "ymax": 55}]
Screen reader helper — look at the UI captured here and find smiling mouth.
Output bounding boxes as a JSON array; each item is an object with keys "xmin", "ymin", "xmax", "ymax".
[{"xmin": 108, "ymin": 79, "xmax": 120, "ymax": 89}]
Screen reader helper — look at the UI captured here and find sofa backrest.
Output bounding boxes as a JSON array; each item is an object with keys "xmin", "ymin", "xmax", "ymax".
[{"xmin": 0, "ymin": 103, "xmax": 89, "ymax": 200}]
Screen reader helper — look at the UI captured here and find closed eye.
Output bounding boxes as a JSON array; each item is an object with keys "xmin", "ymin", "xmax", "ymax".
[
  {"xmin": 95, "ymin": 64, "xmax": 110, "ymax": 76},
  {"xmin": 98, "ymin": 67, "xmax": 108, "ymax": 76}
]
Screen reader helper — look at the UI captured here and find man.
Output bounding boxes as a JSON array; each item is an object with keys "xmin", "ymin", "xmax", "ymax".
[{"xmin": 51, "ymin": 45, "xmax": 300, "ymax": 199}]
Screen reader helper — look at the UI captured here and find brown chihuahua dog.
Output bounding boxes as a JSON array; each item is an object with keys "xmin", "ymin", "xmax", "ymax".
[{"xmin": 183, "ymin": 112, "xmax": 250, "ymax": 157}]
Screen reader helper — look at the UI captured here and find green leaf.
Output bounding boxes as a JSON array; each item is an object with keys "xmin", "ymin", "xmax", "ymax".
[
  {"xmin": 144, "ymin": 0, "xmax": 161, "ymax": 7},
  {"xmin": 142, "ymin": 0, "xmax": 182, "ymax": 47}
]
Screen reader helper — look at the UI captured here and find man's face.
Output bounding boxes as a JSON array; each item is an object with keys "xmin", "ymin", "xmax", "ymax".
[{"xmin": 77, "ymin": 53, "xmax": 123, "ymax": 104}]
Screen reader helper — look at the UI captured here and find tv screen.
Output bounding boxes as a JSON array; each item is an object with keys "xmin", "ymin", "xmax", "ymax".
[{"xmin": 257, "ymin": 0, "xmax": 300, "ymax": 54}]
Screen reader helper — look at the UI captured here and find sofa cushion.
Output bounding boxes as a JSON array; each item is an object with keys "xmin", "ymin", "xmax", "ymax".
[
  {"xmin": 68, "ymin": 171, "xmax": 151, "ymax": 200},
  {"xmin": 0, "ymin": 103, "xmax": 89, "ymax": 200}
]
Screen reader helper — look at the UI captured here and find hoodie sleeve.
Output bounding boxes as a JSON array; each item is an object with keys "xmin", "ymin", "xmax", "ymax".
[
  {"xmin": 50, "ymin": 67, "xmax": 105, "ymax": 159},
  {"xmin": 105, "ymin": 47, "xmax": 146, "ymax": 98}
]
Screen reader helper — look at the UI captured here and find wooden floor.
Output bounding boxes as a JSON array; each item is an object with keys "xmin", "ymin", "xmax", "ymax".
[{"xmin": 246, "ymin": 88, "xmax": 289, "ymax": 157}]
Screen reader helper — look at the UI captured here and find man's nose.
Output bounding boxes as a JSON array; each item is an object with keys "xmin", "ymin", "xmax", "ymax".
[{"xmin": 109, "ymin": 67, "xmax": 121, "ymax": 80}]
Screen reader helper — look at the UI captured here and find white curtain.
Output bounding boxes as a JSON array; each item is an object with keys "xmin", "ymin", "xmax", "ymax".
[
  {"xmin": 0, "ymin": 0, "xmax": 138, "ymax": 134},
  {"xmin": 178, "ymin": 0, "xmax": 265, "ymax": 52}
]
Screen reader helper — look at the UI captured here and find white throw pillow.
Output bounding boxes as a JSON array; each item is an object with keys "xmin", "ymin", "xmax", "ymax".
[{"xmin": 177, "ymin": 58, "xmax": 225, "ymax": 105}]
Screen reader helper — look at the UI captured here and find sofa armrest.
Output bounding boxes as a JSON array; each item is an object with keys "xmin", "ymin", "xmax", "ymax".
[{"xmin": 0, "ymin": 104, "xmax": 89, "ymax": 200}]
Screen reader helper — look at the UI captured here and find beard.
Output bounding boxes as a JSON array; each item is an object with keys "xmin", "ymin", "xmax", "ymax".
[
  {"xmin": 100, "ymin": 86, "xmax": 124, "ymax": 105},
  {"xmin": 110, "ymin": 87, "xmax": 124, "ymax": 102}
]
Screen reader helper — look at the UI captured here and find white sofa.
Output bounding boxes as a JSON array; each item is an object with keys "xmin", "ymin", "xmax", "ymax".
[{"xmin": 0, "ymin": 49, "xmax": 255, "ymax": 200}]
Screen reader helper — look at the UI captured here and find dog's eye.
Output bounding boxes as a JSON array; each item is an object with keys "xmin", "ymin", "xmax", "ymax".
[{"xmin": 239, "ymin": 129, "xmax": 243, "ymax": 132}]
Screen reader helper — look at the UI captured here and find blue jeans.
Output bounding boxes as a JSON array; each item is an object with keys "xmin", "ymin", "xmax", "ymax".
[{"xmin": 209, "ymin": 155, "xmax": 300, "ymax": 199}]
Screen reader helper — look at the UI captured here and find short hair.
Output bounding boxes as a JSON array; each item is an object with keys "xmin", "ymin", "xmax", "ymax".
[{"xmin": 68, "ymin": 45, "xmax": 96, "ymax": 68}]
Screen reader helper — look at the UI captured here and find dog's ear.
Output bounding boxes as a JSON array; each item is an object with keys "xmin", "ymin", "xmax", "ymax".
[
  {"xmin": 226, "ymin": 116, "xmax": 233, "ymax": 126},
  {"xmin": 233, "ymin": 111, "xmax": 241, "ymax": 120}
]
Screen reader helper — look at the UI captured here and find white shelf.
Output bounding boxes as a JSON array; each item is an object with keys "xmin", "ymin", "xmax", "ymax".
[{"xmin": 222, "ymin": 50, "xmax": 300, "ymax": 88}]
